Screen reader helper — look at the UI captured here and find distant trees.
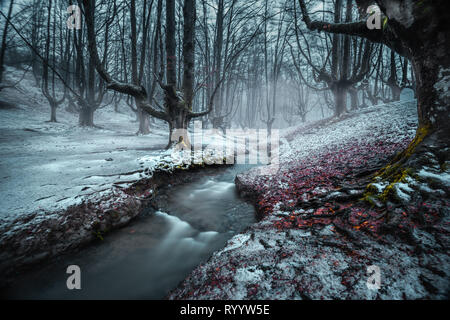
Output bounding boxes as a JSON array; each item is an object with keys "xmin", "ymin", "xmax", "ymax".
[
  {"xmin": 299, "ymin": 0, "xmax": 449, "ymax": 135},
  {"xmin": 2, "ymin": 0, "xmax": 362, "ymax": 135},
  {"xmin": 291, "ymin": 0, "xmax": 374, "ymax": 117},
  {"xmin": 384, "ymin": 49, "xmax": 413, "ymax": 102},
  {"xmin": 82, "ymin": 0, "xmax": 216, "ymax": 146},
  {"xmin": 81, "ymin": 0, "xmax": 264, "ymax": 145},
  {"xmin": 0, "ymin": 0, "xmax": 14, "ymax": 86},
  {"xmin": 6, "ymin": 0, "xmax": 444, "ymax": 147},
  {"xmin": 41, "ymin": 0, "xmax": 67, "ymax": 122}
]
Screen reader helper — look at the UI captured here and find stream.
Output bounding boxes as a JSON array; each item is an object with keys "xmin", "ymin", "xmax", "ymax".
[{"xmin": 1, "ymin": 165, "xmax": 256, "ymax": 299}]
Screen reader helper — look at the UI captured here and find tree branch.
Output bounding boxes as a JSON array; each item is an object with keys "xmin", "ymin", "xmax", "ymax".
[{"xmin": 297, "ymin": 0, "xmax": 407, "ymax": 57}]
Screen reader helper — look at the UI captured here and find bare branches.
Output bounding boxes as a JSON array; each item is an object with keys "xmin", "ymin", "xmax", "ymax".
[
  {"xmin": 0, "ymin": 9, "xmax": 80, "ymax": 99},
  {"xmin": 296, "ymin": 0, "xmax": 407, "ymax": 57},
  {"xmin": 81, "ymin": 0, "xmax": 166, "ymax": 120},
  {"xmin": 0, "ymin": 63, "xmax": 31, "ymax": 92}
]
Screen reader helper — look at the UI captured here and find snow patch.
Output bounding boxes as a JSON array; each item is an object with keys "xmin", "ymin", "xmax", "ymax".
[{"xmin": 418, "ymin": 168, "xmax": 450, "ymax": 187}]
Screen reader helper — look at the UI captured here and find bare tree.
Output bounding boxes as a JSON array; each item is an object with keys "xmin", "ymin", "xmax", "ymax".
[
  {"xmin": 298, "ymin": 0, "xmax": 450, "ymax": 202},
  {"xmin": 0, "ymin": 0, "xmax": 14, "ymax": 86},
  {"xmin": 40, "ymin": 0, "xmax": 67, "ymax": 122}
]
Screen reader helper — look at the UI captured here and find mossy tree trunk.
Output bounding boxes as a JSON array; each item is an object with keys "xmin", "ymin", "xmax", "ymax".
[{"xmin": 298, "ymin": 0, "xmax": 450, "ymax": 209}]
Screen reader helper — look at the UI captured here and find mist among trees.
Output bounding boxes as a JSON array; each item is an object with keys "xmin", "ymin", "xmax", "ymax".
[{"xmin": 0, "ymin": 0, "xmax": 448, "ymax": 301}]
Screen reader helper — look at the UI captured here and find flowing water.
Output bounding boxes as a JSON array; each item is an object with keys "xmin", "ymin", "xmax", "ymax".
[{"xmin": 1, "ymin": 165, "xmax": 256, "ymax": 299}]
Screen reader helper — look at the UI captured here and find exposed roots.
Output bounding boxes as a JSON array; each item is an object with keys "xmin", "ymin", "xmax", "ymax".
[{"xmin": 362, "ymin": 124, "xmax": 436, "ymax": 205}]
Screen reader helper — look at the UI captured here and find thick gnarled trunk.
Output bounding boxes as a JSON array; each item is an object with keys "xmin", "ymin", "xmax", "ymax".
[
  {"xmin": 411, "ymin": 55, "xmax": 449, "ymax": 135},
  {"xmin": 299, "ymin": 0, "xmax": 450, "ymax": 135},
  {"xmin": 167, "ymin": 109, "xmax": 189, "ymax": 149},
  {"xmin": 298, "ymin": 0, "xmax": 450, "ymax": 210}
]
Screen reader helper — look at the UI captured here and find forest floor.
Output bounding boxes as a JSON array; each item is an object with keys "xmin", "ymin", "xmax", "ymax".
[
  {"xmin": 1, "ymin": 67, "xmax": 448, "ymax": 299},
  {"xmin": 0, "ymin": 66, "xmax": 171, "ymax": 221},
  {"xmin": 0, "ymin": 66, "xmax": 246, "ymax": 281},
  {"xmin": 0, "ymin": 67, "xmax": 180, "ymax": 279},
  {"xmin": 168, "ymin": 100, "xmax": 450, "ymax": 300}
]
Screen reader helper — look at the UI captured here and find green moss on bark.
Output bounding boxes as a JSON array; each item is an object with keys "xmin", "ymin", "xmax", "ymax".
[{"xmin": 361, "ymin": 125, "xmax": 431, "ymax": 205}]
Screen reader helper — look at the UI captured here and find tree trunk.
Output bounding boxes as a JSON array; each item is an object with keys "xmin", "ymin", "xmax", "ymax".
[
  {"xmin": 167, "ymin": 109, "xmax": 189, "ymax": 149},
  {"xmin": 299, "ymin": 0, "xmax": 450, "ymax": 135},
  {"xmin": 79, "ymin": 106, "xmax": 94, "ymax": 127},
  {"xmin": 50, "ymin": 102, "xmax": 57, "ymax": 122},
  {"xmin": 165, "ymin": 0, "xmax": 177, "ymax": 87},
  {"xmin": 266, "ymin": 118, "xmax": 275, "ymax": 138},
  {"xmin": 137, "ymin": 107, "xmax": 150, "ymax": 135},
  {"xmin": 349, "ymin": 88, "xmax": 359, "ymax": 111},
  {"xmin": 388, "ymin": 50, "xmax": 401, "ymax": 101},
  {"xmin": 411, "ymin": 54, "xmax": 449, "ymax": 134},
  {"xmin": 182, "ymin": 0, "xmax": 196, "ymax": 109},
  {"xmin": 334, "ymin": 85, "xmax": 347, "ymax": 117},
  {"xmin": 0, "ymin": 0, "xmax": 14, "ymax": 84},
  {"xmin": 213, "ymin": 0, "xmax": 224, "ymax": 119}
]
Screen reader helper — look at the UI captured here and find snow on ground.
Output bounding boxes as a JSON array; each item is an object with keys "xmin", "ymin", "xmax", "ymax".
[
  {"xmin": 0, "ymin": 66, "xmax": 172, "ymax": 222},
  {"xmin": 0, "ymin": 66, "xmax": 263, "ymax": 279},
  {"xmin": 0, "ymin": 67, "xmax": 244, "ymax": 281},
  {"xmin": 0, "ymin": 66, "xmax": 256, "ymax": 223},
  {"xmin": 169, "ymin": 99, "xmax": 450, "ymax": 300},
  {"xmin": 281, "ymin": 102, "xmax": 418, "ymax": 162},
  {"xmin": 2, "ymin": 66, "xmax": 448, "ymax": 299}
]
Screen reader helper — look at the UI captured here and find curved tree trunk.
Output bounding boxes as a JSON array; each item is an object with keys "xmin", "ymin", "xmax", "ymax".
[
  {"xmin": 297, "ymin": 0, "xmax": 450, "ymax": 214},
  {"xmin": 299, "ymin": 0, "xmax": 450, "ymax": 137}
]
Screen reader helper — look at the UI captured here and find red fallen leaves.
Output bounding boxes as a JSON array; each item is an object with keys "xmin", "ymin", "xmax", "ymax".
[
  {"xmin": 313, "ymin": 207, "xmax": 335, "ymax": 216},
  {"xmin": 247, "ymin": 284, "xmax": 259, "ymax": 296},
  {"xmin": 296, "ymin": 220, "xmax": 312, "ymax": 229},
  {"xmin": 243, "ymin": 138, "xmax": 414, "ymax": 236},
  {"xmin": 280, "ymin": 251, "xmax": 293, "ymax": 259}
]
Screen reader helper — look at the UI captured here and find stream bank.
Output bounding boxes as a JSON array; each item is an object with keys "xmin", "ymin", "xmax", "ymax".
[
  {"xmin": 168, "ymin": 101, "xmax": 450, "ymax": 300},
  {"xmin": 1, "ymin": 164, "xmax": 257, "ymax": 299}
]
